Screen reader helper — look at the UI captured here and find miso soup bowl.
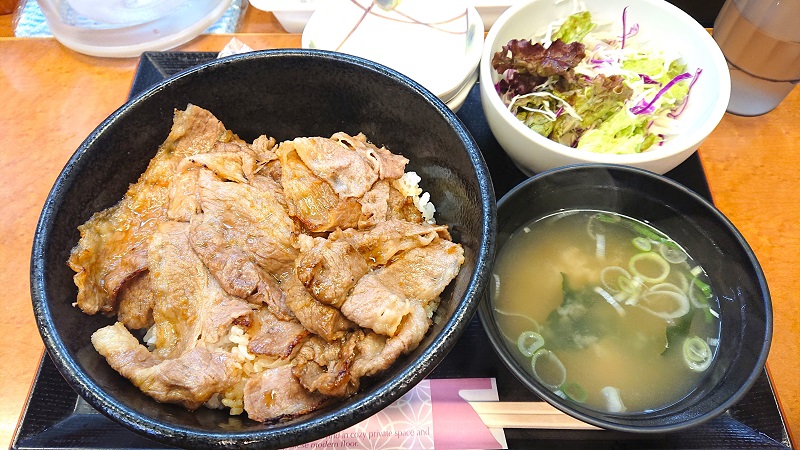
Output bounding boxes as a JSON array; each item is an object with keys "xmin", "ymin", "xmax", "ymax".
[{"xmin": 477, "ymin": 164, "xmax": 772, "ymax": 433}]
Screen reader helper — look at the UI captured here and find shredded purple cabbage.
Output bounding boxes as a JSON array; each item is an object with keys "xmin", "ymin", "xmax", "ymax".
[
  {"xmin": 668, "ymin": 68, "xmax": 703, "ymax": 118},
  {"xmin": 639, "ymin": 74, "xmax": 660, "ymax": 85},
  {"xmin": 620, "ymin": 7, "xmax": 639, "ymax": 49},
  {"xmin": 621, "ymin": 7, "xmax": 628, "ymax": 49},
  {"xmin": 627, "ymin": 24, "xmax": 640, "ymax": 40},
  {"xmin": 630, "ymin": 72, "xmax": 693, "ymax": 115},
  {"xmin": 591, "ymin": 58, "xmax": 615, "ymax": 69}
]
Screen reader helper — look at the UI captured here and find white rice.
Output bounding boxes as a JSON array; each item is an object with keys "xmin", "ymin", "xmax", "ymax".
[
  {"xmin": 143, "ymin": 323, "xmax": 288, "ymax": 415},
  {"xmin": 393, "ymin": 171, "xmax": 436, "ymax": 223}
]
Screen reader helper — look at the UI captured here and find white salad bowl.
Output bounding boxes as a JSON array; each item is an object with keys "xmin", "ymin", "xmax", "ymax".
[{"xmin": 479, "ymin": 0, "xmax": 731, "ymax": 175}]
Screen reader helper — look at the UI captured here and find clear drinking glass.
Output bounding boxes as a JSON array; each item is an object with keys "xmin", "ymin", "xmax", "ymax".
[{"xmin": 712, "ymin": 0, "xmax": 800, "ymax": 116}]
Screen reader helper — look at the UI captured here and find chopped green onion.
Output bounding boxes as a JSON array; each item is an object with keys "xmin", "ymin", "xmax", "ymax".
[
  {"xmin": 594, "ymin": 286, "xmax": 626, "ymax": 316},
  {"xmin": 631, "ymin": 222, "xmax": 667, "ymax": 242},
  {"xmin": 692, "ymin": 276, "xmax": 713, "ymax": 298},
  {"xmin": 675, "ymin": 271, "xmax": 690, "ymax": 292},
  {"xmin": 689, "ymin": 275, "xmax": 716, "ymax": 325},
  {"xmin": 613, "ymin": 291, "xmax": 631, "ymax": 305},
  {"xmin": 561, "ymin": 381, "xmax": 588, "ymax": 403},
  {"xmin": 648, "ymin": 282, "xmax": 685, "ymax": 295},
  {"xmin": 531, "ymin": 349, "xmax": 567, "ymax": 390},
  {"xmin": 632, "ymin": 236, "xmax": 652, "ymax": 251},
  {"xmin": 629, "ymin": 252, "xmax": 670, "ymax": 284},
  {"xmin": 600, "ymin": 266, "xmax": 631, "ymax": 293},
  {"xmin": 618, "ymin": 276, "xmax": 644, "ymax": 295},
  {"xmin": 623, "ymin": 294, "xmax": 639, "ymax": 306},
  {"xmin": 586, "ymin": 213, "xmax": 614, "ymax": 239},
  {"xmin": 595, "ymin": 213, "xmax": 622, "ymax": 224},
  {"xmin": 659, "ymin": 242, "xmax": 688, "ymax": 264},
  {"xmin": 688, "ymin": 285, "xmax": 707, "ymax": 308},
  {"xmin": 517, "ymin": 331, "xmax": 545, "ymax": 357},
  {"xmin": 638, "ymin": 289, "xmax": 690, "ymax": 320},
  {"xmin": 619, "ymin": 276, "xmax": 645, "ymax": 306},
  {"xmin": 683, "ymin": 336, "xmax": 713, "ymax": 372},
  {"xmin": 618, "ymin": 276, "xmax": 637, "ymax": 294},
  {"xmin": 495, "ymin": 308, "xmax": 540, "ymax": 344},
  {"xmin": 600, "ymin": 214, "xmax": 684, "ymax": 252},
  {"xmin": 596, "ymin": 233, "xmax": 606, "ymax": 259}
]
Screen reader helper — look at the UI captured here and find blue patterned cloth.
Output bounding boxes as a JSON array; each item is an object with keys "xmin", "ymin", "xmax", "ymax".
[{"xmin": 14, "ymin": 0, "xmax": 244, "ymax": 37}]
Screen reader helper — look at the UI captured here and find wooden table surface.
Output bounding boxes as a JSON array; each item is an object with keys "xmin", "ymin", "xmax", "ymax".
[{"xmin": 0, "ymin": 6, "xmax": 797, "ymax": 449}]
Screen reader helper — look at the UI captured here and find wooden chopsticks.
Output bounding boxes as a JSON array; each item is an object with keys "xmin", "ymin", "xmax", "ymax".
[{"xmin": 468, "ymin": 402, "xmax": 601, "ymax": 430}]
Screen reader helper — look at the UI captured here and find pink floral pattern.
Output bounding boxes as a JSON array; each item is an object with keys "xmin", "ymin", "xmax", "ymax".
[{"xmin": 288, "ymin": 379, "xmax": 505, "ymax": 449}]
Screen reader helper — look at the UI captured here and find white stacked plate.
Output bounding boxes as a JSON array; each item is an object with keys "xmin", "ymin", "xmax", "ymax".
[
  {"xmin": 300, "ymin": 0, "xmax": 484, "ymax": 112},
  {"xmin": 251, "ymin": 0, "xmax": 514, "ymax": 33}
]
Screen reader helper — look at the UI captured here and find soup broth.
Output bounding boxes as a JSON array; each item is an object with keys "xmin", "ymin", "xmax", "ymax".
[{"xmin": 491, "ymin": 210, "xmax": 720, "ymax": 413}]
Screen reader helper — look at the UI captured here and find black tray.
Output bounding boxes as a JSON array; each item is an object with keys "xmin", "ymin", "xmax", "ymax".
[{"xmin": 13, "ymin": 52, "xmax": 792, "ymax": 450}]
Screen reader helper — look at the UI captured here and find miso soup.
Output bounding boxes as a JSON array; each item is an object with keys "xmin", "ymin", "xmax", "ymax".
[{"xmin": 491, "ymin": 210, "xmax": 720, "ymax": 413}]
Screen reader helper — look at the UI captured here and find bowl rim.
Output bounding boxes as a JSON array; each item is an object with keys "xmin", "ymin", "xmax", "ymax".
[
  {"xmin": 478, "ymin": 163, "xmax": 772, "ymax": 433},
  {"xmin": 479, "ymin": 0, "xmax": 732, "ymax": 165},
  {"xmin": 30, "ymin": 48, "xmax": 497, "ymax": 447}
]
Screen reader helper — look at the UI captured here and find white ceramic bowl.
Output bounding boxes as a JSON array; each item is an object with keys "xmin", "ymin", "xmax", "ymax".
[{"xmin": 479, "ymin": 0, "xmax": 731, "ymax": 175}]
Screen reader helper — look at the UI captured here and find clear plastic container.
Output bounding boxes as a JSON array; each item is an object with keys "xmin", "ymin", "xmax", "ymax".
[
  {"xmin": 36, "ymin": 0, "xmax": 232, "ymax": 57},
  {"xmin": 713, "ymin": 0, "xmax": 800, "ymax": 116}
]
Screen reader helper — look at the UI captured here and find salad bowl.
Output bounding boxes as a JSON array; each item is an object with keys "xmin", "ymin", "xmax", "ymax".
[{"xmin": 479, "ymin": 0, "xmax": 731, "ymax": 175}]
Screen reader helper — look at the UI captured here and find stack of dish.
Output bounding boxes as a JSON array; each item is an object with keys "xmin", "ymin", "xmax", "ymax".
[
  {"xmin": 251, "ymin": 0, "xmax": 512, "ymax": 33},
  {"xmin": 301, "ymin": 0, "xmax": 483, "ymax": 111}
]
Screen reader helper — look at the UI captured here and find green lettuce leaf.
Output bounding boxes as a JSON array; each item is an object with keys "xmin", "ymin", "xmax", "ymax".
[
  {"xmin": 576, "ymin": 107, "xmax": 652, "ymax": 154},
  {"xmin": 551, "ymin": 11, "xmax": 596, "ymax": 44},
  {"xmin": 548, "ymin": 75, "xmax": 633, "ymax": 146}
]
